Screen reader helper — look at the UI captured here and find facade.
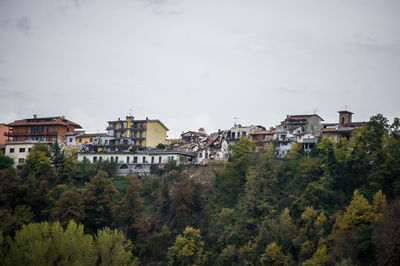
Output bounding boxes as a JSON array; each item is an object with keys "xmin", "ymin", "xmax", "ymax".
[
  {"xmin": 5, "ymin": 115, "xmax": 82, "ymax": 142},
  {"xmin": 284, "ymin": 114, "xmax": 324, "ymax": 136},
  {"xmin": 5, "ymin": 141, "xmax": 51, "ymax": 165},
  {"xmin": 228, "ymin": 124, "xmax": 266, "ymax": 141},
  {"xmin": 76, "ymin": 133, "xmax": 107, "ymax": 145},
  {"xmin": 0, "ymin": 123, "xmax": 9, "ymax": 153},
  {"xmin": 65, "ymin": 130, "xmax": 85, "ymax": 146},
  {"xmin": 106, "ymin": 116, "xmax": 168, "ymax": 148},
  {"xmin": 78, "ymin": 150, "xmax": 195, "ymax": 175},
  {"xmin": 249, "ymin": 128, "xmax": 275, "ymax": 151},
  {"xmin": 322, "ymin": 111, "xmax": 366, "ymax": 141}
]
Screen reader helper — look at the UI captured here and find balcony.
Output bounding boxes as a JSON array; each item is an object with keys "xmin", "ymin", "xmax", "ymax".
[
  {"xmin": 4, "ymin": 131, "xmax": 58, "ymax": 137},
  {"xmin": 131, "ymin": 136, "xmax": 146, "ymax": 140},
  {"xmin": 131, "ymin": 126, "xmax": 146, "ymax": 131}
]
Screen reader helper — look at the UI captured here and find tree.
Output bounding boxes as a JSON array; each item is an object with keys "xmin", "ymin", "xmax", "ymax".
[
  {"xmin": 212, "ymin": 137, "xmax": 255, "ymax": 210},
  {"xmin": 21, "ymin": 149, "xmax": 58, "ymax": 220},
  {"xmin": 302, "ymin": 245, "xmax": 328, "ymax": 266},
  {"xmin": 82, "ymin": 171, "xmax": 117, "ymax": 233},
  {"xmin": 114, "ymin": 176, "xmax": 149, "ymax": 239},
  {"xmin": 259, "ymin": 242, "xmax": 293, "ymax": 266},
  {"xmin": 0, "ymin": 153, "xmax": 14, "ymax": 170},
  {"xmin": 96, "ymin": 227, "xmax": 139, "ymax": 266},
  {"xmin": 5, "ymin": 221, "xmax": 97, "ymax": 265},
  {"xmin": 50, "ymin": 188, "xmax": 86, "ymax": 227},
  {"xmin": 171, "ymin": 173, "xmax": 199, "ymax": 230},
  {"xmin": 167, "ymin": 227, "xmax": 206, "ymax": 266},
  {"xmin": 51, "ymin": 138, "xmax": 64, "ymax": 173},
  {"xmin": 373, "ymin": 198, "xmax": 400, "ymax": 266}
]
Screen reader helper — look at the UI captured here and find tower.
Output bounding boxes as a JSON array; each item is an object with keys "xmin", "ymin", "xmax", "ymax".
[{"xmin": 338, "ymin": 110, "xmax": 353, "ymax": 125}]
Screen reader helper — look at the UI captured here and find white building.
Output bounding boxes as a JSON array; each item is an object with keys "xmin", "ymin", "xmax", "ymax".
[
  {"xmin": 77, "ymin": 150, "xmax": 196, "ymax": 175},
  {"xmin": 5, "ymin": 141, "xmax": 51, "ymax": 165}
]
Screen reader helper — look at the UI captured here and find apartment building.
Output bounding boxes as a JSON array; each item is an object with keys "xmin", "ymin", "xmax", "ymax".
[
  {"xmin": 5, "ymin": 115, "xmax": 82, "ymax": 142},
  {"xmin": 106, "ymin": 116, "xmax": 168, "ymax": 148}
]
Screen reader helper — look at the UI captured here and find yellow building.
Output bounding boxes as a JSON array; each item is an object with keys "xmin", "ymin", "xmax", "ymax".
[
  {"xmin": 76, "ymin": 133, "xmax": 106, "ymax": 145},
  {"xmin": 106, "ymin": 116, "xmax": 168, "ymax": 148}
]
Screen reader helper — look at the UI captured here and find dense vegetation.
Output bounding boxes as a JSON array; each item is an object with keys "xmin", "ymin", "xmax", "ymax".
[{"xmin": 0, "ymin": 114, "xmax": 399, "ymax": 265}]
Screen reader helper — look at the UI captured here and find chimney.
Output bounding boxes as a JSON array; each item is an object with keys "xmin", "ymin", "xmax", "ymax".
[{"xmin": 33, "ymin": 114, "xmax": 37, "ymax": 119}]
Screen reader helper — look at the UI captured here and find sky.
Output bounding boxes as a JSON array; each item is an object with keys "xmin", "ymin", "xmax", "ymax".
[{"xmin": 0, "ymin": 0, "xmax": 399, "ymax": 138}]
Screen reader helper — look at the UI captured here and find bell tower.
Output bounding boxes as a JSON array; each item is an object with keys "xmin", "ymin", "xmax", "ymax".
[{"xmin": 338, "ymin": 110, "xmax": 353, "ymax": 125}]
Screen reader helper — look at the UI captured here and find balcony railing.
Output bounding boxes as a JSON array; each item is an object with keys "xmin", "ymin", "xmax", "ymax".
[
  {"xmin": 4, "ymin": 131, "xmax": 58, "ymax": 137},
  {"xmin": 131, "ymin": 126, "xmax": 146, "ymax": 130}
]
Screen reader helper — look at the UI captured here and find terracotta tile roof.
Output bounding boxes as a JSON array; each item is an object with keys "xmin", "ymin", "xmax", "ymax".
[{"xmin": 6, "ymin": 116, "xmax": 82, "ymax": 128}]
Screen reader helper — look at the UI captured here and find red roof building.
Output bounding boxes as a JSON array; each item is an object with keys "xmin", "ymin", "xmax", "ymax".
[{"xmin": 5, "ymin": 115, "xmax": 82, "ymax": 142}]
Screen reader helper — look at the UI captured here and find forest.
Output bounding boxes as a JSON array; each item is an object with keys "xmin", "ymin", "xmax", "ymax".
[{"xmin": 0, "ymin": 114, "xmax": 399, "ymax": 265}]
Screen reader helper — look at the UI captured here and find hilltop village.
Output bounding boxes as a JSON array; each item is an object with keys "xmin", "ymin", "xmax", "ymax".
[{"xmin": 1, "ymin": 110, "xmax": 365, "ymax": 175}]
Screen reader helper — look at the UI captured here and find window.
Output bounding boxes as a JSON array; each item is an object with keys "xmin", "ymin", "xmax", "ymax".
[
  {"xmin": 69, "ymin": 138, "xmax": 73, "ymax": 143},
  {"xmin": 9, "ymin": 148, "xmax": 14, "ymax": 153},
  {"xmin": 159, "ymin": 156, "xmax": 162, "ymax": 163},
  {"xmin": 93, "ymin": 156, "xmax": 97, "ymax": 163},
  {"xmin": 115, "ymin": 156, "xmax": 118, "ymax": 163},
  {"xmin": 111, "ymin": 156, "xmax": 114, "ymax": 162},
  {"xmin": 127, "ymin": 156, "xmax": 130, "ymax": 163},
  {"xmin": 19, "ymin": 148, "xmax": 25, "ymax": 153},
  {"xmin": 134, "ymin": 156, "xmax": 138, "ymax": 163},
  {"xmin": 199, "ymin": 152, "xmax": 202, "ymax": 158},
  {"xmin": 205, "ymin": 153, "xmax": 208, "ymax": 159},
  {"xmin": 18, "ymin": 158, "xmax": 24, "ymax": 163},
  {"xmin": 243, "ymin": 131, "xmax": 247, "ymax": 136},
  {"xmin": 90, "ymin": 138, "xmax": 93, "ymax": 142},
  {"xmin": 143, "ymin": 156, "xmax": 146, "ymax": 163},
  {"xmin": 28, "ymin": 148, "xmax": 32, "ymax": 152},
  {"xmin": 99, "ymin": 157, "xmax": 102, "ymax": 162},
  {"xmin": 151, "ymin": 156, "xmax": 154, "ymax": 163}
]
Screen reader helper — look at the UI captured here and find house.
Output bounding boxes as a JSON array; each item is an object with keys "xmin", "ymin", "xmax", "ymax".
[
  {"xmin": 322, "ymin": 111, "xmax": 366, "ymax": 141},
  {"xmin": 106, "ymin": 116, "xmax": 168, "ymax": 148},
  {"xmin": 272, "ymin": 114, "xmax": 324, "ymax": 157},
  {"xmin": 76, "ymin": 133, "xmax": 107, "ymax": 145},
  {"xmin": 5, "ymin": 115, "xmax": 82, "ymax": 142},
  {"xmin": 5, "ymin": 140, "xmax": 52, "ymax": 165},
  {"xmin": 64, "ymin": 130, "xmax": 85, "ymax": 146},
  {"xmin": 0, "ymin": 123, "xmax": 9, "ymax": 154},
  {"xmin": 249, "ymin": 128, "xmax": 275, "ymax": 151},
  {"xmin": 228, "ymin": 124, "xmax": 266, "ymax": 141},
  {"xmin": 284, "ymin": 114, "xmax": 324, "ymax": 136}
]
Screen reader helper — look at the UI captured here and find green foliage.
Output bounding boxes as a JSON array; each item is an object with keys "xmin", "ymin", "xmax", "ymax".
[
  {"xmin": 0, "ymin": 153, "xmax": 14, "ymax": 170},
  {"xmin": 50, "ymin": 188, "xmax": 86, "ymax": 227},
  {"xmin": 5, "ymin": 221, "xmax": 97, "ymax": 265},
  {"xmin": 168, "ymin": 226, "xmax": 206, "ymax": 266},
  {"xmin": 114, "ymin": 176, "xmax": 150, "ymax": 239},
  {"xmin": 259, "ymin": 242, "xmax": 293, "ymax": 266},
  {"xmin": 373, "ymin": 198, "xmax": 400, "ymax": 266},
  {"xmin": 96, "ymin": 227, "xmax": 139, "ymax": 266},
  {"xmin": 212, "ymin": 137, "xmax": 255, "ymax": 210},
  {"xmin": 82, "ymin": 171, "xmax": 117, "ymax": 233},
  {"xmin": 156, "ymin": 143, "xmax": 167, "ymax": 149}
]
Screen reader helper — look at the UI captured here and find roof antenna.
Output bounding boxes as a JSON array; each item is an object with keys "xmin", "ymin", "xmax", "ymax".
[
  {"xmin": 233, "ymin": 117, "xmax": 239, "ymax": 127},
  {"xmin": 345, "ymin": 105, "xmax": 347, "ymax": 111},
  {"xmin": 313, "ymin": 108, "xmax": 318, "ymax": 114}
]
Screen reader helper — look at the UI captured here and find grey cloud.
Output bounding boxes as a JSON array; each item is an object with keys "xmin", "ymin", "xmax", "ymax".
[{"xmin": 16, "ymin": 16, "xmax": 30, "ymax": 35}]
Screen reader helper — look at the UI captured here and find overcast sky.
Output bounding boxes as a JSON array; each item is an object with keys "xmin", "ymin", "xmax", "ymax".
[{"xmin": 0, "ymin": 0, "xmax": 399, "ymax": 138}]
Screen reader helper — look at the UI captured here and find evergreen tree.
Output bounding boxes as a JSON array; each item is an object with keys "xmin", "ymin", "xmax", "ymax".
[{"xmin": 82, "ymin": 171, "xmax": 117, "ymax": 233}]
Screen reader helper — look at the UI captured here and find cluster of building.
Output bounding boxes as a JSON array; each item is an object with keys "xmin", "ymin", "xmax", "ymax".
[{"xmin": 0, "ymin": 110, "xmax": 366, "ymax": 175}]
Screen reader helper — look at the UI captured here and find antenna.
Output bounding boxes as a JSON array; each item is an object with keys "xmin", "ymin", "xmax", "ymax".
[
  {"xmin": 344, "ymin": 105, "xmax": 347, "ymax": 111},
  {"xmin": 313, "ymin": 108, "xmax": 318, "ymax": 114},
  {"xmin": 233, "ymin": 117, "xmax": 239, "ymax": 126},
  {"xmin": 129, "ymin": 108, "xmax": 133, "ymax": 116}
]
